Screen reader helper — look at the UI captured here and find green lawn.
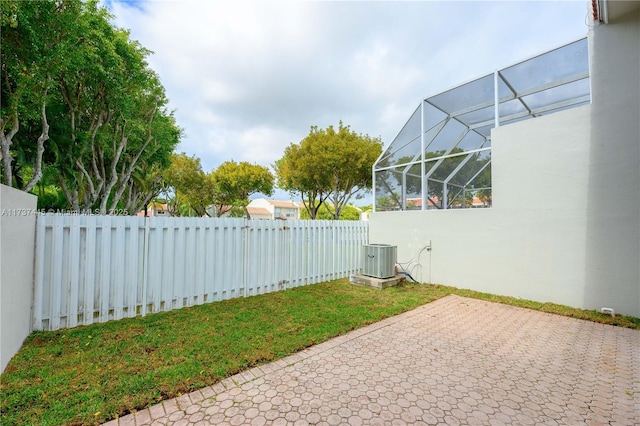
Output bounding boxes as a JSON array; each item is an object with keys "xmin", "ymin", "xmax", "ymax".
[{"xmin": 1, "ymin": 279, "xmax": 638, "ymax": 425}]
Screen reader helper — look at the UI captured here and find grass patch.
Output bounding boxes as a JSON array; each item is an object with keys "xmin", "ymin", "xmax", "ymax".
[{"xmin": 1, "ymin": 279, "xmax": 638, "ymax": 425}]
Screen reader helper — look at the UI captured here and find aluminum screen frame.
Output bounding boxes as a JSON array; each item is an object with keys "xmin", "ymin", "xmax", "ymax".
[{"xmin": 373, "ymin": 37, "xmax": 590, "ymax": 212}]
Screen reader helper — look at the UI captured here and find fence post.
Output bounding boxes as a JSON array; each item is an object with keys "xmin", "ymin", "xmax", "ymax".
[
  {"xmin": 332, "ymin": 223, "xmax": 338, "ymax": 280},
  {"xmin": 141, "ymin": 216, "xmax": 149, "ymax": 317},
  {"xmin": 283, "ymin": 221, "xmax": 289, "ymax": 290},
  {"xmin": 242, "ymin": 219, "xmax": 249, "ymax": 297},
  {"xmin": 68, "ymin": 215, "xmax": 81, "ymax": 328},
  {"xmin": 33, "ymin": 213, "xmax": 46, "ymax": 331},
  {"xmin": 50, "ymin": 215, "xmax": 64, "ymax": 330},
  {"xmin": 83, "ymin": 216, "xmax": 96, "ymax": 326},
  {"xmin": 98, "ymin": 215, "xmax": 111, "ymax": 323}
]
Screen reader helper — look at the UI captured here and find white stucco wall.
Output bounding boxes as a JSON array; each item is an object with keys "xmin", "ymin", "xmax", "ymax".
[
  {"xmin": 583, "ymin": 8, "xmax": 640, "ymax": 317},
  {"xmin": 1, "ymin": 184, "xmax": 37, "ymax": 373},
  {"xmin": 371, "ymin": 106, "xmax": 600, "ymax": 311},
  {"xmin": 371, "ymin": 6, "xmax": 640, "ymax": 318}
]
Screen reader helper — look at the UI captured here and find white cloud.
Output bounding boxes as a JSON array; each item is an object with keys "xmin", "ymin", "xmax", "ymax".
[{"xmin": 107, "ymin": 0, "xmax": 589, "ymax": 199}]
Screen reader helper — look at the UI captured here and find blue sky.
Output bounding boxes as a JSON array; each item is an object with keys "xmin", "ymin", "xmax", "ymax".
[{"xmin": 105, "ymin": 0, "xmax": 590, "ymax": 202}]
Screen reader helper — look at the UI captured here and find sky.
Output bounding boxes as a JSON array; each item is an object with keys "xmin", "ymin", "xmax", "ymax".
[{"xmin": 105, "ymin": 0, "xmax": 591, "ymax": 202}]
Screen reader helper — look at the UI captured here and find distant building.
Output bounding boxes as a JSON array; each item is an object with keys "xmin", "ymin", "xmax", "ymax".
[
  {"xmin": 405, "ymin": 196, "xmax": 490, "ymax": 210},
  {"xmin": 247, "ymin": 199, "xmax": 301, "ymax": 220},
  {"xmin": 137, "ymin": 203, "xmax": 171, "ymax": 217}
]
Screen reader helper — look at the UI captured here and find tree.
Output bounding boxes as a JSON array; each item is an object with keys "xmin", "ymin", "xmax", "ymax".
[
  {"xmin": 121, "ymin": 160, "xmax": 167, "ymax": 216},
  {"xmin": 0, "ymin": 0, "xmax": 78, "ymax": 190},
  {"xmin": 1, "ymin": 0, "xmax": 180, "ymax": 213},
  {"xmin": 275, "ymin": 142, "xmax": 330, "ymax": 220},
  {"xmin": 275, "ymin": 121, "xmax": 382, "ymax": 219},
  {"xmin": 51, "ymin": 14, "xmax": 180, "ymax": 213},
  {"xmin": 211, "ymin": 161, "xmax": 274, "ymax": 219},
  {"xmin": 162, "ymin": 153, "xmax": 214, "ymax": 217}
]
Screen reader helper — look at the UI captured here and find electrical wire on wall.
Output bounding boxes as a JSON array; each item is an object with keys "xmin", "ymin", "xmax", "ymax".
[{"xmin": 395, "ymin": 244, "xmax": 431, "ymax": 283}]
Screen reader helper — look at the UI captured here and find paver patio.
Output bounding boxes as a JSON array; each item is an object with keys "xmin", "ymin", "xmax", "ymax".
[{"xmin": 104, "ymin": 295, "xmax": 640, "ymax": 425}]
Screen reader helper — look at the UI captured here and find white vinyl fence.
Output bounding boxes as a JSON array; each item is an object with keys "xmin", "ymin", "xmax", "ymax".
[{"xmin": 34, "ymin": 215, "xmax": 368, "ymax": 331}]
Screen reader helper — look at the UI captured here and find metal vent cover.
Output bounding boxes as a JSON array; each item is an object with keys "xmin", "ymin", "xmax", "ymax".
[{"xmin": 362, "ymin": 244, "xmax": 397, "ymax": 279}]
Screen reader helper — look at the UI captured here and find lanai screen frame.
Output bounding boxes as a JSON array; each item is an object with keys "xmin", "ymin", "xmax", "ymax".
[{"xmin": 373, "ymin": 37, "xmax": 591, "ymax": 212}]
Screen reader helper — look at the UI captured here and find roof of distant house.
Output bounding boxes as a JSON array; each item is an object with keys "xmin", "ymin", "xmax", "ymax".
[
  {"xmin": 406, "ymin": 197, "xmax": 439, "ymax": 207},
  {"xmin": 247, "ymin": 207, "xmax": 271, "ymax": 216}
]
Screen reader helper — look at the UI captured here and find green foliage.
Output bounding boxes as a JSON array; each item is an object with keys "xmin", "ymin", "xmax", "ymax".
[
  {"xmin": 211, "ymin": 161, "xmax": 274, "ymax": 218},
  {"xmin": 35, "ymin": 185, "xmax": 67, "ymax": 211},
  {"xmin": 392, "ymin": 149, "xmax": 491, "ymax": 209},
  {"xmin": 1, "ymin": 0, "xmax": 180, "ymax": 212},
  {"xmin": 299, "ymin": 203, "xmax": 361, "ymax": 220},
  {"xmin": 275, "ymin": 121, "xmax": 382, "ymax": 219},
  {"xmin": 275, "ymin": 141, "xmax": 328, "ymax": 220},
  {"xmin": 336, "ymin": 204, "xmax": 361, "ymax": 221},
  {"xmin": 162, "ymin": 153, "xmax": 214, "ymax": 217},
  {"xmin": 372, "ymin": 192, "xmax": 402, "ymax": 211}
]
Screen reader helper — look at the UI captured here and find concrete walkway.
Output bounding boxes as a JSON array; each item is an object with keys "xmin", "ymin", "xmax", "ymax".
[{"xmin": 104, "ymin": 295, "xmax": 640, "ymax": 426}]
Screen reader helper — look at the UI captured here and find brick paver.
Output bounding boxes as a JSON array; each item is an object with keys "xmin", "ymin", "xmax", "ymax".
[{"xmin": 104, "ymin": 295, "xmax": 640, "ymax": 425}]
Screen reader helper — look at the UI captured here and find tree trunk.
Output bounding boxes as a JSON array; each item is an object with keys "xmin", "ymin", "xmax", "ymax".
[
  {"xmin": 108, "ymin": 101, "xmax": 159, "ymax": 212},
  {"xmin": 0, "ymin": 112, "xmax": 19, "ymax": 187},
  {"xmin": 23, "ymin": 93, "xmax": 50, "ymax": 192},
  {"xmin": 108, "ymin": 133, "xmax": 154, "ymax": 212},
  {"xmin": 60, "ymin": 178, "xmax": 80, "ymax": 211}
]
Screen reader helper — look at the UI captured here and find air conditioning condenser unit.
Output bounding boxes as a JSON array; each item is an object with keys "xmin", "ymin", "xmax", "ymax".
[{"xmin": 362, "ymin": 244, "xmax": 397, "ymax": 279}]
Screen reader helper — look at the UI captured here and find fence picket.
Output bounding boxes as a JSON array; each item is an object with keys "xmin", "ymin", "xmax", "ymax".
[
  {"xmin": 159, "ymin": 218, "xmax": 172, "ymax": 312},
  {"xmin": 83, "ymin": 217, "xmax": 96, "ymax": 325},
  {"xmin": 210, "ymin": 221, "xmax": 219, "ymax": 300},
  {"xmin": 113, "ymin": 219, "xmax": 126, "ymax": 321},
  {"xmin": 33, "ymin": 216, "xmax": 47, "ymax": 330},
  {"xmin": 127, "ymin": 218, "xmax": 140, "ymax": 318},
  {"xmin": 99, "ymin": 216, "xmax": 111, "ymax": 323},
  {"xmin": 50, "ymin": 217, "xmax": 64, "ymax": 330},
  {"xmin": 214, "ymin": 221, "xmax": 224, "ymax": 301}
]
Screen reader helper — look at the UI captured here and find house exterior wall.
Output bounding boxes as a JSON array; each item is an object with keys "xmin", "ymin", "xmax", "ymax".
[
  {"xmin": 1, "ymin": 185, "xmax": 37, "ymax": 372},
  {"xmin": 273, "ymin": 206, "xmax": 299, "ymax": 219},
  {"xmin": 370, "ymin": 6, "xmax": 639, "ymax": 318},
  {"xmin": 583, "ymin": 7, "xmax": 640, "ymax": 317},
  {"xmin": 247, "ymin": 199, "xmax": 301, "ymax": 220},
  {"xmin": 248, "ymin": 210, "xmax": 273, "ymax": 220}
]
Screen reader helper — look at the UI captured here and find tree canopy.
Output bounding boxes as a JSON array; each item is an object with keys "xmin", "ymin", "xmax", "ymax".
[
  {"xmin": 299, "ymin": 203, "xmax": 362, "ymax": 221},
  {"xmin": 275, "ymin": 122, "xmax": 382, "ymax": 219},
  {"xmin": 211, "ymin": 161, "xmax": 274, "ymax": 219},
  {"xmin": 162, "ymin": 153, "xmax": 214, "ymax": 217}
]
